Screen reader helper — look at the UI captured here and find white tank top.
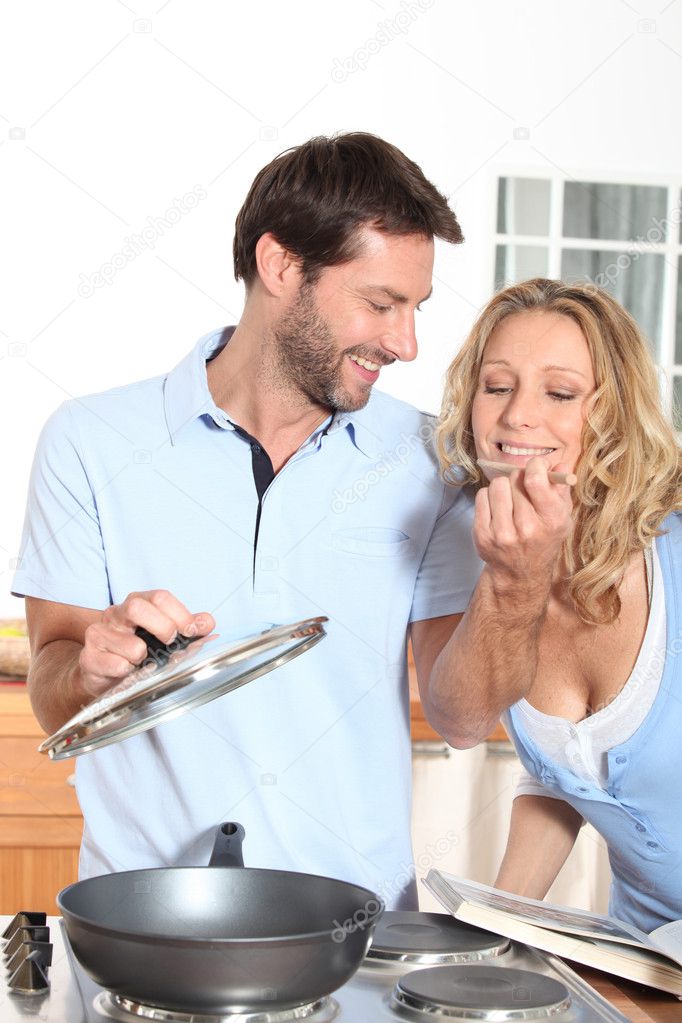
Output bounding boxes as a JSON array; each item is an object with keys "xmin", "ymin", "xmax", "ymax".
[{"xmin": 515, "ymin": 545, "xmax": 665, "ymax": 794}]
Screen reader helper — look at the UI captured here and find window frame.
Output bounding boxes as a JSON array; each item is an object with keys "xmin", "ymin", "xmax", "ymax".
[{"xmin": 492, "ymin": 169, "xmax": 682, "ymax": 422}]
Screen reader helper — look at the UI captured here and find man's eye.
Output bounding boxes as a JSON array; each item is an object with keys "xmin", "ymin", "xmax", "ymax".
[{"xmin": 369, "ymin": 301, "xmax": 392, "ymax": 312}]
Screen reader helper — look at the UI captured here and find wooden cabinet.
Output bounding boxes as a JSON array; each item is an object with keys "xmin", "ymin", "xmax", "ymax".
[{"xmin": 0, "ymin": 683, "xmax": 82, "ymax": 913}]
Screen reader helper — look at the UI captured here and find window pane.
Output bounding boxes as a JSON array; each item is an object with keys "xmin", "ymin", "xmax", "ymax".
[
  {"xmin": 673, "ymin": 376, "xmax": 682, "ymax": 431},
  {"xmin": 495, "ymin": 245, "xmax": 549, "ymax": 288},
  {"xmin": 676, "ymin": 264, "xmax": 682, "ymax": 364},
  {"xmin": 497, "ymin": 178, "xmax": 551, "ymax": 236},
  {"xmin": 561, "ymin": 249, "xmax": 664, "ymax": 352},
  {"xmin": 563, "ymin": 182, "xmax": 668, "ymax": 242}
]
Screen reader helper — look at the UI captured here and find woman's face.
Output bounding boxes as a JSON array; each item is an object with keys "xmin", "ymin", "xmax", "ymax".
[{"xmin": 471, "ymin": 310, "xmax": 597, "ymax": 477}]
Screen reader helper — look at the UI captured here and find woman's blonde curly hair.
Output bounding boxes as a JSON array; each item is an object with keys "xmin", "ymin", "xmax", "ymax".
[{"xmin": 436, "ymin": 278, "xmax": 682, "ymax": 625}]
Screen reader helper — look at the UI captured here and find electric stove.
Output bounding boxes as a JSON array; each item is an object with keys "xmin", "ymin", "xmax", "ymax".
[{"xmin": 1, "ymin": 911, "xmax": 630, "ymax": 1022}]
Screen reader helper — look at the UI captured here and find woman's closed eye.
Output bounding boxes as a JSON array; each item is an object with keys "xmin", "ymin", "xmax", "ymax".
[
  {"xmin": 548, "ymin": 391, "xmax": 577, "ymax": 402},
  {"xmin": 483, "ymin": 384, "xmax": 578, "ymax": 402}
]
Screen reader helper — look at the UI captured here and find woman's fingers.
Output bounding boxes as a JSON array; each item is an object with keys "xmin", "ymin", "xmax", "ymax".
[{"xmin": 474, "ymin": 458, "xmax": 573, "ymax": 579}]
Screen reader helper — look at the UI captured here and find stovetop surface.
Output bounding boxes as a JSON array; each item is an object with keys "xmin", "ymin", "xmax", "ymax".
[{"xmin": 0, "ymin": 915, "xmax": 631, "ymax": 1023}]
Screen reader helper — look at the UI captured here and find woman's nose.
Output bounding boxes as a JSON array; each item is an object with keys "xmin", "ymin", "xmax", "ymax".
[{"xmin": 501, "ymin": 390, "xmax": 539, "ymax": 429}]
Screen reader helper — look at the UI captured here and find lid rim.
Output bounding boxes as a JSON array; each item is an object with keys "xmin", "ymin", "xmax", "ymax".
[{"xmin": 40, "ymin": 618, "xmax": 327, "ymax": 760}]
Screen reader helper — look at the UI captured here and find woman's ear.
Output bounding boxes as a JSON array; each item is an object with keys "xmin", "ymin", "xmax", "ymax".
[{"xmin": 254, "ymin": 232, "xmax": 302, "ymax": 298}]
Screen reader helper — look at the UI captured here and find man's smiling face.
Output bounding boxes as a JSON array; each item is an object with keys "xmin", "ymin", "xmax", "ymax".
[{"xmin": 271, "ymin": 226, "xmax": 434, "ymax": 412}]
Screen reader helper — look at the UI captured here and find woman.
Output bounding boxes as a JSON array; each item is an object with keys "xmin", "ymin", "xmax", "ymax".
[{"xmin": 436, "ymin": 278, "xmax": 682, "ymax": 932}]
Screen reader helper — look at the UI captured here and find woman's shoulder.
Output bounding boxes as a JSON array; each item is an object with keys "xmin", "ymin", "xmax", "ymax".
[
  {"xmin": 658, "ymin": 511, "xmax": 682, "ymax": 539},
  {"xmin": 654, "ymin": 513, "xmax": 682, "ymax": 578}
]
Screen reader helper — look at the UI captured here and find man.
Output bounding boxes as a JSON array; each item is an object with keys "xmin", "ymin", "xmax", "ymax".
[{"xmin": 14, "ymin": 133, "xmax": 481, "ymax": 908}]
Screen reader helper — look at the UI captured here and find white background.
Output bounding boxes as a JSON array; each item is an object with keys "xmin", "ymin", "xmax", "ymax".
[{"xmin": 1, "ymin": 0, "xmax": 681, "ymax": 616}]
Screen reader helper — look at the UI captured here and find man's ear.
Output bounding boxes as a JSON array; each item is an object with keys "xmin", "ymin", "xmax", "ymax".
[{"xmin": 254, "ymin": 232, "xmax": 302, "ymax": 298}]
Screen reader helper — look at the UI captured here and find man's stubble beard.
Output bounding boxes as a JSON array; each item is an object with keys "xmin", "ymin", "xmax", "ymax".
[{"xmin": 269, "ymin": 283, "xmax": 371, "ymax": 413}]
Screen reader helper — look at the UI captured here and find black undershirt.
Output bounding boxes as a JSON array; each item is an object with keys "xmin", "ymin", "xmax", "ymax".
[
  {"xmin": 231, "ymin": 425, "xmax": 275, "ymax": 568},
  {"xmin": 231, "ymin": 416, "xmax": 334, "ymax": 577}
]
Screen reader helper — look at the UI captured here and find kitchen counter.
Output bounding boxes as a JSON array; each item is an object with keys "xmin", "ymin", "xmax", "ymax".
[
  {"xmin": 0, "ymin": 914, "xmax": 679, "ymax": 1022},
  {"xmin": 575, "ymin": 967, "xmax": 681, "ymax": 1023}
]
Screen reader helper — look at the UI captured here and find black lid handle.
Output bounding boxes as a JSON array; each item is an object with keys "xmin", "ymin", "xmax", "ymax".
[{"xmin": 134, "ymin": 627, "xmax": 196, "ymax": 669}]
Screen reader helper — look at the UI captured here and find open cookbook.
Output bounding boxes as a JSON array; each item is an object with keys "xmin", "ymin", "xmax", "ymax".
[{"xmin": 424, "ymin": 869, "xmax": 682, "ymax": 997}]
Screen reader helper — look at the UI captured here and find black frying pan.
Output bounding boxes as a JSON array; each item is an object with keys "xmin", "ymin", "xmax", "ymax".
[{"xmin": 58, "ymin": 823, "xmax": 383, "ymax": 1013}]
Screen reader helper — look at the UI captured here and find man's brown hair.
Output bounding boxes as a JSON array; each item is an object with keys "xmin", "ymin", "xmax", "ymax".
[{"xmin": 233, "ymin": 132, "xmax": 463, "ymax": 287}]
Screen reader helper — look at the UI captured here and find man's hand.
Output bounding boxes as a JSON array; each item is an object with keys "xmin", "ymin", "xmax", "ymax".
[
  {"xmin": 79, "ymin": 590, "xmax": 215, "ymax": 698},
  {"xmin": 474, "ymin": 457, "xmax": 574, "ymax": 594},
  {"xmin": 25, "ymin": 592, "xmax": 216, "ymax": 732}
]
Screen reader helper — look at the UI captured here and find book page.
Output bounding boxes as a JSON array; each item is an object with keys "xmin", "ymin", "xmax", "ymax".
[
  {"xmin": 650, "ymin": 919, "xmax": 682, "ymax": 964},
  {"xmin": 430, "ymin": 871, "xmax": 651, "ymax": 946}
]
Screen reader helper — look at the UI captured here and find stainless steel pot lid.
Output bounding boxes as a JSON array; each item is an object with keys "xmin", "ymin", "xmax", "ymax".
[{"xmin": 39, "ymin": 617, "xmax": 327, "ymax": 760}]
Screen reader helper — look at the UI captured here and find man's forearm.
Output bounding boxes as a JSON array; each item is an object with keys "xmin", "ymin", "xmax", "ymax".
[
  {"xmin": 27, "ymin": 639, "xmax": 89, "ymax": 735},
  {"xmin": 424, "ymin": 569, "xmax": 551, "ymax": 748}
]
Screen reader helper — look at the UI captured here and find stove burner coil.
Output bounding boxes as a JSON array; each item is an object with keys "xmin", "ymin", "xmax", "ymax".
[
  {"xmin": 95, "ymin": 992, "xmax": 338, "ymax": 1023},
  {"xmin": 391, "ymin": 965, "xmax": 572, "ymax": 1019},
  {"xmin": 367, "ymin": 911, "xmax": 510, "ymax": 964}
]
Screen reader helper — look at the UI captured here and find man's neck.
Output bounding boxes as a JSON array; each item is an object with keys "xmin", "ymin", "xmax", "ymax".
[{"xmin": 206, "ymin": 316, "xmax": 332, "ymax": 472}]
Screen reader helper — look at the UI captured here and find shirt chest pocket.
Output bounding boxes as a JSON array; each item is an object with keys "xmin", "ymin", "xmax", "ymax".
[{"xmin": 329, "ymin": 527, "xmax": 412, "ymax": 557}]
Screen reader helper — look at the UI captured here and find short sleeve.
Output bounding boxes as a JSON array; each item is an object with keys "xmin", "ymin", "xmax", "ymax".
[
  {"xmin": 514, "ymin": 769, "xmax": 558, "ymax": 799},
  {"xmin": 11, "ymin": 402, "xmax": 111, "ymax": 609},
  {"xmin": 409, "ymin": 486, "xmax": 482, "ymax": 623},
  {"xmin": 514, "ymin": 770, "xmax": 578, "ymax": 808}
]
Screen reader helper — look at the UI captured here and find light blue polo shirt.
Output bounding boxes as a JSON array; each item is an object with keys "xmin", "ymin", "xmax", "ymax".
[{"xmin": 13, "ymin": 327, "xmax": 480, "ymax": 907}]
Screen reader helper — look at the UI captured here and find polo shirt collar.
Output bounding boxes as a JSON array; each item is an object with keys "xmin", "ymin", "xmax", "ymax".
[
  {"xmin": 330, "ymin": 407, "xmax": 382, "ymax": 459},
  {"xmin": 164, "ymin": 327, "xmax": 233, "ymax": 444},
  {"xmin": 164, "ymin": 326, "xmax": 384, "ymax": 458}
]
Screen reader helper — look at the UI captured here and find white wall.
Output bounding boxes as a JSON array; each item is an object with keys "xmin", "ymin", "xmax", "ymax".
[{"xmin": 2, "ymin": 0, "xmax": 681, "ymax": 616}]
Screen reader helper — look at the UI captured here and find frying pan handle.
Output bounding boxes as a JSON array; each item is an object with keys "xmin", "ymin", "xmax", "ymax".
[{"xmin": 208, "ymin": 822, "xmax": 246, "ymax": 867}]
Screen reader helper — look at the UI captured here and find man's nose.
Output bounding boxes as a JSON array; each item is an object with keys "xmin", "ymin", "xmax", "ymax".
[{"xmin": 383, "ymin": 311, "xmax": 418, "ymax": 363}]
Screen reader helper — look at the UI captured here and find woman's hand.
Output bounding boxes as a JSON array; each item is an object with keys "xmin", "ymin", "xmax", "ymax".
[{"xmin": 474, "ymin": 456, "xmax": 574, "ymax": 593}]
